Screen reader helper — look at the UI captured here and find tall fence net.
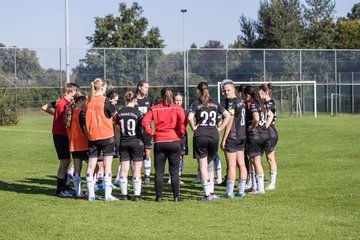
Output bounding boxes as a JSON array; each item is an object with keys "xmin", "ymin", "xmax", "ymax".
[{"xmin": 1, "ymin": 47, "xmax": 360, "ymax": 115}]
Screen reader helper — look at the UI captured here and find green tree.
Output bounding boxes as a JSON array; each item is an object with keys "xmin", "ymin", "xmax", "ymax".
[
  {"xmin": 333, "ymin": 18, "xmax": 360, "ymax": 49},
  {"xmin": 256, "ymin": 0, "xmax": 304, "ymax": 48},
  {"xmin": 86, "ymin": 2, "xmax": 164, "ymax": 48},
  {"xmin": 74, "ymin": 2, "xmax": 165, "ymax": 86},
  {"xmin": 347, "ymin": 3, "xmax": 360, "ymax": 20},
  {"xmin": 303, "ymin": 0, "xmax": 335, "ymax": 48},
  {"xmin": 229, "ymin": 15, "xmax": 257, "ymax": 48}
]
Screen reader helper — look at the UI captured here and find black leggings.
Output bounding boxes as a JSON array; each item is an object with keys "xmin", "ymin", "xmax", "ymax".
[{"xmin": 154, "ymin": 141, "xmax": 181, "ymax": 198}]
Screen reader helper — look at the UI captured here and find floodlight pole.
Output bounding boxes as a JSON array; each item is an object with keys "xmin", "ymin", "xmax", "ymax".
[
  {"xmin": 65, "ymin": 0, "xmax": 70, "ymax": 83},
  {"xmin": 181, "ymin": 9, "xmax": 187, "ymax": 109}
]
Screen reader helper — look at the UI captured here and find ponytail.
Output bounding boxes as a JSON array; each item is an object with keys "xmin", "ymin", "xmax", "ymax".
[
  {"xmin": 161, "ymin": 87, "xmax": 173, "ymax": 106},
  {"xmin": 64, "ymin": 94, "xmax": 87, "ymax": 128},
  {"xmin": 124, "ymin": 90, "xmax": 137, "ymax": 103},
  {"xmin": 90, "ymin": 78, "xmax": 106, "ymax": 98},
  {"xmin": 197, "ymin": 81, "xmax": 210, "ymax": 108}
]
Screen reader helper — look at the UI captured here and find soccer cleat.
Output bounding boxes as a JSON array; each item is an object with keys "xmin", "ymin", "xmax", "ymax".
[
  {"xmin": 179, "ymin": 180, "xmax": 185, "ymax": 185},
  {"xmin": 248, "ymin": 190, "xmax": 265, "ymax": 195},
  {"xmin": 88, "ymin": 195, "xmax": 96, "ymax": 201},
  {"xmin": 220, "ymin": 193, "xmax": 234, "ymax": 199},
  {"xmin": 56, "ymin": 190, "xmax": 75, "ymax": 198},
  {"xmin": 167, "ymin": 179, "xmax": 171, "ymax": 184},
  {"xmin": 112, "ymin": 180, "xmax": 120, "ymax": 188},
  {"xmin": 105, "ymin": 195, "xmax": 119, "ymax": 202},
  {"xmin": 234, "ymin": 192, "xmax": 246, "ymax": 198},
  {"xmin": 210, "ymin": 193, "xmax": 220, "ymax": 200},
  {"xmin": 174, "ymin": 196, "xmax": 183, "ymax": 202},
  {"xmin": 265, "ymin": 184, "xmax": 276, "ymax": 191},
  {"xmin": 133, "ymin": 195, "xmax": 142, "ymax": 201},
  {"xmin": 192, "ymin": 178, "xmax": 201, "ymax": 184},
  {"xmin": 155, "ymin": 196, "xmax": 162, "ymax": 202},
  {"xmin": 119, "ymin": 195, "xmax": 131, "ymax": 201},
  {"xmin": 199, "ymin": 195, "xmax": 216, "ymax": 201},
  {"xmin": 214, "ymin": 178, "xmax": 222, "ymax": 185},
  {"xmin": 144, "ymin": 177, "xmax": 151, "ymax": 185},
  {"xmin": 245, "ymin": 181, "xmax": 252, "ymax": 190},
  {"xmin": 94, "ymin": 184, "xmax": 105, "ymax": 191}
]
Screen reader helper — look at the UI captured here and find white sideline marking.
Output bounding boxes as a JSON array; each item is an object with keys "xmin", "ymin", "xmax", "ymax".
[{"xmin": 0, "ymin": 129, "xmax": 51, "ymax": 133}]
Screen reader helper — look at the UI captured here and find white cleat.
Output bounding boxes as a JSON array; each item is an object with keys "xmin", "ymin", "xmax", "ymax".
[{"xmin": 265, "ymin": 184, "xmax": 276, "ymax": 191}]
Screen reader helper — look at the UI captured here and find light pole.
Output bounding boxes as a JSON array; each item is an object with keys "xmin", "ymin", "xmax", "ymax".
[
  {"xmin": 181, "ymin": 9, "xmax": 187, "ymax": 109},
  {"xmin": 65, "ymin": 0, "xmax": 70, "ymax": 83},
  {"xmin": 181, "ymin": 9, "xmax": 187, "ymax": 51}
]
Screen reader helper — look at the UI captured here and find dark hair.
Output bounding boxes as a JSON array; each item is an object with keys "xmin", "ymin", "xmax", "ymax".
[
  {"xmin": 161, "ymin": 87, "xmax": 173, "ymax": 106},
  {"xmin": 124, "ymin": 90, "xmax": 137, "ymax": 103},
  {"xmin": 197, "ymin": 81, "xmax": 210, "ymax": 108},
  {"xmin": 243, "ymin": 85, "xmax": 266, "ymax": 112},
  {"xmin": 136, "ymin": 80, "xmax": 148, "ymax": 94},
  {"xmin": 259, "ymin": 82, "xmax": 273, "ymax": 93},
  {"xmin": 174, "ymin": 92, "xmax": 183, "ymax": 98},
  {"xmin": 106, "ymin": 90, "xmax": 119, "ymax": 100},
  {"xmin": 64, "ymin": 93, "xmax": 87, "ymax": 128}
]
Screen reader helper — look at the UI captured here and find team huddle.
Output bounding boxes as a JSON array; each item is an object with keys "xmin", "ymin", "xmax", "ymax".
[{"xmin": 46, "ymin": 78, "xmax": 278, "ymax": 202}]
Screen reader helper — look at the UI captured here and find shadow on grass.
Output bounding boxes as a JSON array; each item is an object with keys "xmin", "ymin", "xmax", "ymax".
[
  {"xmin": 0, "ymin": 177, "xmax": 56, "ymax": 196},
  {"xmin": 0, "ymin": 173, "xmax": 218, "ymax": 201}
]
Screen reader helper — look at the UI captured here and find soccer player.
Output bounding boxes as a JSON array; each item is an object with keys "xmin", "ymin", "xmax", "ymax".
[
  {"xmin": 188, "ymin": 82, "xmax": 230, "ymax": 201},
  {"xmin": 52, "ymin": 83, "xmax": 77, "ymax": 197},
  {"xmin": 168, "ymin": 92, "xmax": 188, "ymax": 185},
  {"xmin": 142, "ymin": 87, "xmax": 186, "ymax": 202},
  {"xmin": 135, "ymin": 80, "xmax": 153, "ymax": 184},
  {"xmin": 220, "ymin": 79, "xmax": 247, "ymax": 198},
  {"xmin": 243, "ymin": 85, "xmax": 273, "ymax": 194},
  {"xmin": 85, "ymin": 78, "xmax": 118, "ymax": 201},
  {"xmin": 117, "ymin": 91, "xmax": 144, "ymax": 201},
  {"xmin": 259, "ymin": 83, "xmax": 278, "ymax": 190},
  {"xmin": 64, "ymin": 94, "xmax": 88, "ymax": 198}
]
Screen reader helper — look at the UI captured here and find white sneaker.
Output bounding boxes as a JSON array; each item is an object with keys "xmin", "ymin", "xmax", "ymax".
[
  {"xmin": 214, "ymin": 178, "xmax": 222, "ymax": 185},
  {"xmin": 265, "ymin": 184, "xmax": 276, "ymax": 191},
  {"xmin": 167, "ymin": 179, "xmax": 171, "ymax": 184},
  {"xmin": 105, "ymin": 195, "xmax": 119, "ymax": 202},
  {"xmin": 245, "ymin": 181, "xmax": 252, "ymax": 190}
]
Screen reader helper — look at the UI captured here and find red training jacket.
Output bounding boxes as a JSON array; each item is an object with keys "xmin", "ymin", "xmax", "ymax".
[{"xmin": 141, "ymin": 102, "xmax": 186, "ymax": 143}]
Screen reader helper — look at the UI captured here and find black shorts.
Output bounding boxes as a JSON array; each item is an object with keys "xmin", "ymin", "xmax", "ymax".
[
  {"xmin": 143, "ymin": 134, "xmax": 154, "ymax": 149},
  {"xmin": 264, "ymin": 136, "xmax": 278, "ymax": 152},
  {"xmin": 71, "ymin": 150, "xmax": 88, "ymax": 161},
  {"xmin": 224, "ymin": 138, "xmax": 246, "ymax": 153},
  {"xmin": 247, "ymin": 137, "xmax": 267, "ymax": 157},
  {"xmin": 119, "ymin": 138, "xmax": 145, "ymax": 162},
  {"xmin": 53, "ymin": 134, "xmax": 70, "ymax": 160},
  {"xmin": 88, "ymin": 137, "xmax": 115, "ymax": 158},
  {"xmin": 193, "ymin": 136, "xmax": 219, "ymax": 161}
]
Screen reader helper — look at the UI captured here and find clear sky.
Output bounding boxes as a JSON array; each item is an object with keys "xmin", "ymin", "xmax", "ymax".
[{"xmin": 1, "ymin": 0, "xmax": 358, "ymax": 68}]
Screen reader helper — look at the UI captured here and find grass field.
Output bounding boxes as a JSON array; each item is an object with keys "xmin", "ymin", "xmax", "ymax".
[{"xmin": 0, "ymin": 113, "xmax": 359, "ymax": 239}]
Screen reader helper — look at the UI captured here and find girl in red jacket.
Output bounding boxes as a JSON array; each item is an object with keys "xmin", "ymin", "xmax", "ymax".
[{"xmin": 142, "ymin": 87, "xmax": 186, "ymax": 202}]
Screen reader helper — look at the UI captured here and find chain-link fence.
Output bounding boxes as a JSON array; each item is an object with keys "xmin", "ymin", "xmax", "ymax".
[{"xmin": 1, "ymin": 47, "xmax": 360, "ymax": 115}]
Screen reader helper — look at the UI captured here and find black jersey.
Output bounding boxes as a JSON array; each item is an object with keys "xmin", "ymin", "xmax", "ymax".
[
  {"xmin": 189, "ymin": 99, "xmax": 226, "ymax": 138},
  {"xmin": 135, "ymin": 96, "xmax": 153, "ymax": 118},
  {"xmin": 117, "ymin": 106, "xmax": 143, "ymax": 140},
  {"xmin": 225, "ymin": 97, "xmax": 246, "ymax": 140},
  {"xmin": 248, "ymin": 100, "xmax": 268, "ymax": 139},
  {"xmin": 265, "ymin": 99, "xmax": 278, "ymax": 138}
]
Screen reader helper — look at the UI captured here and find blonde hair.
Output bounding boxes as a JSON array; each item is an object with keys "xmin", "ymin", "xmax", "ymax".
[{"xmin": 90, "ymin": 78, "xmax": 106, "ymax": 98}]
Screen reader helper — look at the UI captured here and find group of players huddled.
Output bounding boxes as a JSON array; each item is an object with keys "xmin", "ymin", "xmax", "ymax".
[{"xmin": 45, "ymin": 78, "xmax": 278, "ymax": 202}]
